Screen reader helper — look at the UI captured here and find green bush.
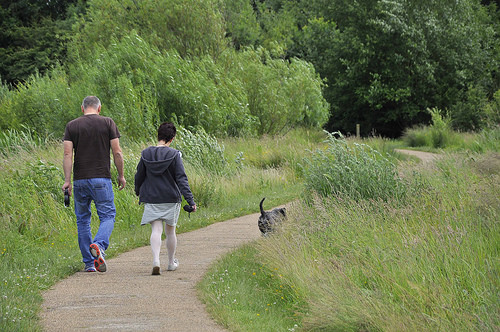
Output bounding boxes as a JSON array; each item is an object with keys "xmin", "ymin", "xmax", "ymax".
[
  {"xmin": 230, "ymin": 47, "xmax": 329, "ymax": 135},
  {"xmin": 483, "ymin": 89, "xmax": 500, "ymax": 126},
  {"xmin": 66, "ymin": 33, "xmax": 327, "ymax": 138},
  {"xmin": 0, "ymin": 67, "xmax": 81, "ymax": 136},
  {"xmin": 402, "ymin": 125, "xmax": 432, "ymax": 147},
  {"xmin": 0, "ymin": 126, "xmax": 55, "ymax": 157},
  {"xmin": 173, "ymin": 126, "xmax": 228, "ymax": 176},
  {"xmin": 450, "ymin": 86, "xmax": 489, "ymax": 131},
  {"xmin": 301, "ymin": 131, "xmax": 407, "ymax": 201},
  {"xmin": 0, "ymin": 4, "xmax": 330, "ymax": 140},
  {"xmin": 428, "ymin": 108, "xmax": 452, "ymax": 148}
]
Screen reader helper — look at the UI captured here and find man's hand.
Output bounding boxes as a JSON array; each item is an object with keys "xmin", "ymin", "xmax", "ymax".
[
  {"xmin": 62, "ymin": 182, "xmax": 72, "ymax": 196},
  {"xmin": 117, "ymin": 175, "xmax": 126, "ymax": 191}
]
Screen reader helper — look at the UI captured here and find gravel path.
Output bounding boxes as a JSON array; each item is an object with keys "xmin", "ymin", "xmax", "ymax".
[
  {"xmin": 394, "ymin": 149, "xmax": 440, "ymax": 164},
  {"xmin": 41, "ymin": 150, "xmax": 436, "ymax": 331},
  {"xmin": 41, "ymin": 211, "xmax": 263, "ymax": 331}
]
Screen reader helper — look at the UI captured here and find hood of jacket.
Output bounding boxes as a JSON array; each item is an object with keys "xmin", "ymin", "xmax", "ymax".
[{"xmin": 140, "ymin": 146, "xmax": 179, "ymax": 175}]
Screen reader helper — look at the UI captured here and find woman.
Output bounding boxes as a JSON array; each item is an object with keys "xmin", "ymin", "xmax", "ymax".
[{"xmin": 135, "ymin": 122, "xmax": 196, "ymax": 275}]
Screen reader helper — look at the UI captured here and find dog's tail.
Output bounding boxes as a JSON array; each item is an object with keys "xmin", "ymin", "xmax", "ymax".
[{"xmin": 259, "ymin": 197, "xmax": 266, "ymax": 215}]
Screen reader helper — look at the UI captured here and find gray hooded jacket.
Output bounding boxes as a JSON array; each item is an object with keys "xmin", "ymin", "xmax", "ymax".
[{"xmin": 134, "ymin": 146, "xmax": 195, "ymax": 206}]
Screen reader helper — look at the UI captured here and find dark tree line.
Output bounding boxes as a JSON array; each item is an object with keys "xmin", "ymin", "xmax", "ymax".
[{"xmin": 0, "ymin": 0, "xmax": 86, "ymax": 85}]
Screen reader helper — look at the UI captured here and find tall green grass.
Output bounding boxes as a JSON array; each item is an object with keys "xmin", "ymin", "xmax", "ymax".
[
  {"xmin": 301, "ymin": 131, "xmax": 409, "ymax": 201},
  {"xmin": 261, "ymin": 154, "xmax": 499, "ymax": 331},
  {"xmin": 0, "ymin": 126, "xmax": 53, "ymax": 157},
  {"xmin": 402, "ymin": 107, "xmax": 500, "ymax": 153},
  {"xmin": 0, "ymin": 128, "xmax": 321, "ymax": 331},
  {"xmin": 200, "ymin": 137, "xmax": 499, "ymax": 331}
]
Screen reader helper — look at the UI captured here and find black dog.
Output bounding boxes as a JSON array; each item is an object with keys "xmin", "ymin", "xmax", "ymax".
[{"xmin": 258, "ymin": 197, "xmax": 286, "ymax": 235}]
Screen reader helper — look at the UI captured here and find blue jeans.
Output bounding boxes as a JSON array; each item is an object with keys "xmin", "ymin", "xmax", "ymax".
[{"xmin": 73, "ymin": 178, "xmax": 116, "ymax": 265}]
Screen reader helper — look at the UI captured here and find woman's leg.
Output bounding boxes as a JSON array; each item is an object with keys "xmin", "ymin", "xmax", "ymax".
[
  {"xmin": 150, "ymin": 220, "xmax": 163, "ymax": 267},
  {"xmin": 164, "ymin": 224, "xmax": 177, "ymax": 265}
]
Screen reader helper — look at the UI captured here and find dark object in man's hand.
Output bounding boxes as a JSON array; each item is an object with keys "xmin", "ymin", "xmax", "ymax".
[{"xmin": 64, "ymin": 189, "xmax": 70, "ymax": 207}]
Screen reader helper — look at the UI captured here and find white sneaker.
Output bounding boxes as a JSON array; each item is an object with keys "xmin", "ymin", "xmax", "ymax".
[{"xmin": 167, "ymin": 258, "xmax": 179, "ymax": 271}]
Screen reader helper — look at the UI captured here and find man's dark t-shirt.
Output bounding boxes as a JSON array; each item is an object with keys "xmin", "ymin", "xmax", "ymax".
[{"xmin": 63, "ymin": 114, "xmax": 120, "ymax": 180}]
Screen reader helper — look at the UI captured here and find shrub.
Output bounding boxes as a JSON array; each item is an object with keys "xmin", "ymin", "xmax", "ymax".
[
  {"xmin": 0, "ymin": 126, "xmax": 53, "ymax": 157},
  {"xmin": 483, "ymin": 89, "xmax": 500, "ymax": 126},
  {"xmin": 428, "ymin": 107, "xmax": 453, "ymax": 148},
  {"xmin": 0, "ymin": 67, "xmax": 80, "ymax": 136},
  {"xmin": 173, "ymin": 126, "xmax": 227, "ymax": 176},
  {"xmin": 301, "ymin": 131, "xmax": 407, "ymax": 201},
  {"xmin": 402, "ymin": 125, "xmax": 431, "ymax": 147},
  {"xmin": 228, "ymin": 47, "xmax": 329, "ymax": 135}
]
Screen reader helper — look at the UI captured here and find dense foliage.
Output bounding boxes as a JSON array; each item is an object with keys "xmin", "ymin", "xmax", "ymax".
[
  {"xmin": 227, "ymin": 0, "xmax": 500, "ymax": 136},
  {"xmin": 0, "ymin": 0, "xmax": 328, "ymax": 139},
  {"xmin": 0, "ymin": 0, "xmax": 498, "ymax": 138}
]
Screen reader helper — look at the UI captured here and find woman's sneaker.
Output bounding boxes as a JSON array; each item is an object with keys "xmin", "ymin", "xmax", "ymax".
[
  {"xmin": 90, "ymin": 243, "xmax": 107, "ymax": 272},
  {"xmin": 167, "ymin": 258, "xmax": 179, "ymax": 271}
]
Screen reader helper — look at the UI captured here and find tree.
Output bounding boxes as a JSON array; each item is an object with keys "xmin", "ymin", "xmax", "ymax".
[
  {"xmin": 305, "ymin": 0, "xmax": 495, "ymax": 135},
  {"xmin": 70, "ymin": 0, "xmax": 229, "ymax": 61},
  {"xmin": 238, "ymin": 0, "xmax": 498, "ymax": 136},
  {"xmin": 0, "ymin": 0, "xmax": 84, "ymax": 85}
]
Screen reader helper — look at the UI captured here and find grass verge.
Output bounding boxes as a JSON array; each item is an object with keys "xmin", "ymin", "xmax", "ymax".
[
  {"xmin": 199, "ymin": 139, "xmax": 499, "ymax": 331},
  {"xmin": 0, "ymin": 128, "xmax": 323, "ymax": 331}
]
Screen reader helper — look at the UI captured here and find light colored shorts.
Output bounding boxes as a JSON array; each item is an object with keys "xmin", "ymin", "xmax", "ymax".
[{"xmin": 141, "ymin": 203, "xmax": 181, "ymax": 227}]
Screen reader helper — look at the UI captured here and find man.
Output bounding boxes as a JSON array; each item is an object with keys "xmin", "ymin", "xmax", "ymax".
[{"xmin": 62, "ymin": 96, "xmax": 126, "ymax": 272}]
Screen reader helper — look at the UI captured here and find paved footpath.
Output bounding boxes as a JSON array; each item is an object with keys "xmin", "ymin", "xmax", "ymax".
[{"xmin": 41, "ymin": 211, "xmax": 263, "ymax": 331}]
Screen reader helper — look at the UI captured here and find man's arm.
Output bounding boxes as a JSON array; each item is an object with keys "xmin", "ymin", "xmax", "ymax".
[
  {"xmin": 111, "ymin": 138, "xmax": 126, "ymax": 190},
  {"xmin": 62, "ymin": 140, "xmax": 73, "ymax": 195}
]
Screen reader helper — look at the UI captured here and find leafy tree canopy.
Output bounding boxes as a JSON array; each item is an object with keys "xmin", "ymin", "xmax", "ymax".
[
  {"xmin": 229, "ymin": 0, "xmax": 499, "ymax": 136},
  {"xmin": 0, "ymin": 0, "xmax": 85, "ymax": 85}
]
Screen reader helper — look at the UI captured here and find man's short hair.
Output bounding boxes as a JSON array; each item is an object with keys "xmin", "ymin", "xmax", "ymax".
[
  {"xmin": 82, "ymin": 96, "xmax": 101, "ymax": 110},
  {"xmin": 158, "ymin": 122, "xmax": 177, "ymax": 142}
]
